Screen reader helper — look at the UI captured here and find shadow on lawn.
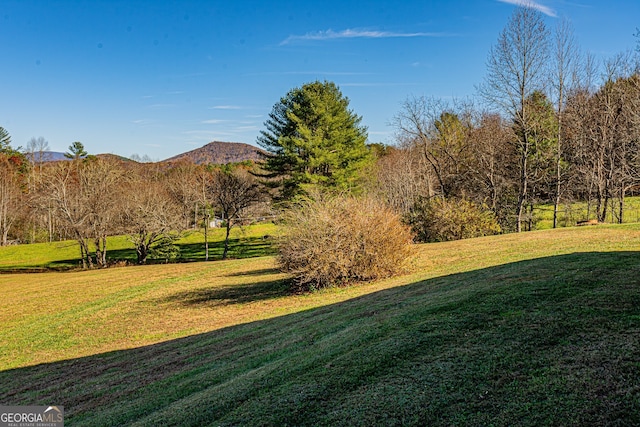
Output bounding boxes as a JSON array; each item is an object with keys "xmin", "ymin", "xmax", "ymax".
[
  {"xmin": 159, "ymin": 278, "xmax": 291, "ymax": 307},
  {"xmin": 1, "ymin": 251, "xmax": 640, "ymax": 426},
  {"xmin": 0, "ymin": 236, "xmax": 276, "ymax": 273}
]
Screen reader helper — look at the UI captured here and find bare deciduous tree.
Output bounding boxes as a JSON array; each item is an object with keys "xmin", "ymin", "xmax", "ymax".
[
  {"xmin": 479, "ymin": 5, "xmax": 550, "ymax": 232},
  {"xmin": 467, "ymin": 112, "xmax": 518, "ymax": 225},
  {"xmin": 122, "ymin": 172, "xmax": 182, "ymax": 264},
  {"xmin": 40, "ymin": 157, "xmax": 124, "ymax": 268},
  {"xmin": 208, "ymin": 168, "xmax": 265, "ymax": 260},
  {"xmin": 550, "ymin": 19, "xmax": 580, "ymax": 228},
  {"xmin": 373, "ymin": 145, "xmax": 431, "ymax": 215},
  {"xmin": 0, "ymin": 154, "xmax": 26, "ymax": 246}
]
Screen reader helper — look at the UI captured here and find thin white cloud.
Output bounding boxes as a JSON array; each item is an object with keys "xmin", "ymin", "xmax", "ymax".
[
  {"xmin": 281, "ymin": 29, "xmax": 451, "ymax": 45},
  {"xmin": 497, "ymin": 0, "xmax": 557, "ymax": 17},
  {"xmin": 209, "ymin": 105, "xmax": 242, "ymax": 110},
  {"xmin": 201, "ymin": 119, "xmax": 228, "ymax": 124},
  {"xmin": 131, "ymin": 119, "xmax": 154, "ymax": 125}
]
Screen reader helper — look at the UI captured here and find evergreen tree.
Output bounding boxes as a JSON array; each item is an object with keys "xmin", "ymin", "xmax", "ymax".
[
  {"xmin": 0, "ymin": 127, "xmax": 11, "ymax": 153},
  {"xmin": 64, "ymin": 141, "xmax": 88, "ymax": 160},
  {"xmin": 257, "ymin": 80, "xmax": 370, "ymax": 199}
]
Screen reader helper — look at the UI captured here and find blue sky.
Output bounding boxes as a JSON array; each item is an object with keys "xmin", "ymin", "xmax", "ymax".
[{"xmin": 1, "ymin": 0, "xmax": 638, "ymax": 160}]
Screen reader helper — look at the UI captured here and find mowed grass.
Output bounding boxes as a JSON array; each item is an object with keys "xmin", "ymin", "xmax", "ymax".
[
  {"xmin": 0, "ymin": 222, "xmax": 277, "ymax": 271},
  {"xmin": 535, "ymin": 195, "xmax": 640, "ymax": 229},
  {"xmin": 1, "ymin": 224, "xmax": 640, "ymax": 425}
]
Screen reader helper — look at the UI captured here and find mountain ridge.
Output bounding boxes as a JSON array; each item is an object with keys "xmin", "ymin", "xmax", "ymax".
[
  {"xmin": 28, "ymin": 141, "xmax": 266, "ymax": 165},
  {"xmin": 163, "ymin": 141, "xmax": 265, "ymax": 165}
]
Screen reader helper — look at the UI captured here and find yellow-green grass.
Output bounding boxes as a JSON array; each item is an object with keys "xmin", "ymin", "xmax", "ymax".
[
  {"xmin": 0, "ymin": 223, "xmax": 277, "ymax": 271},
  {"xmin": 1, "ymin": 224, "xmax": 640, "ymax": 425},
  {"xmin": 535, "ymin": 195, "xmax": 640, "ymax": 229}
]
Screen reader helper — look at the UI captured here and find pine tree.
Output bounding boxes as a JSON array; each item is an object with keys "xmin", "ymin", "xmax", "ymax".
[
  {"xmin": 257, "ymin": 80, "xmax": 370, "ymax": 199},
  {"xmin": 64, "ymin": 141, "xmax": 88, "ymax": 160},
  {"xmin": 0, "ymin": 127, "xmax": 12, "ymax": 153}
]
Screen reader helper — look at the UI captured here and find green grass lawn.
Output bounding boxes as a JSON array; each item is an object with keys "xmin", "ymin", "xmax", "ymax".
[
  {"xmin": 0, "ymin": 222, "xmax": 277, "ymax": 271},
  {"xmin": 1, "ymin": 224, "xmax": 640, "ymax": 425},
  {"xmin": 535, "ymin": 195, "xmax": 640, "ymax": 229}
]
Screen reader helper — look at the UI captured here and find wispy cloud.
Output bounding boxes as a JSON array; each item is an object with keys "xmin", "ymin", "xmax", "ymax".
[
  {"xmin": 280, "ymin": 29, "xmax": 451, "ymax": 45},
  {"xmin": 201, "ymin": 119, "xmax": 228, "ymax": 124},
  {"xmin": 209, "ymin": 105, "xmax": 243, "ymax": 110},
  {"xmin": 497, "ymin": 0, "xmax": 557, "ymax": 17},
  {"xmin": 131, "ymin": 119, "xmax": 155, "ymax": 125}
]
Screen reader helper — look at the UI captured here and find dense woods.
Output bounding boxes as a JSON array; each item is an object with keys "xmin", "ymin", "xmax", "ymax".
[{"xmin": 1, "ymin": 5, "xmax": 639, "ymax": 266}]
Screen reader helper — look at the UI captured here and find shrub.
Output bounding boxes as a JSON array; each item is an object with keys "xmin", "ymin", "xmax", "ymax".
[
  {"xmin": 406, "ymin": 197, "xmax": 501, "ymax": 242},
  {"xmin": 148, "ymin": 234, "xmax": 181, "ymax": 263},
  {"xmin": 278, "ymin": 194, "xmax": 414, "ymax": 290}
]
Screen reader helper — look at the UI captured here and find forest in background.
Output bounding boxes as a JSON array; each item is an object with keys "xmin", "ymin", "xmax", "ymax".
[{"xmin": 1, "ymin": 5, "xmax": 639, "ymax": 267}]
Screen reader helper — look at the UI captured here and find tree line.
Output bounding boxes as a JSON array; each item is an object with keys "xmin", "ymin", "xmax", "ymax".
[
  {"xmin": 379, "ymin": 8, "xmax": 640, "ymax": 234},
  {"xmin": 0, "ymin": 138, "xmax": 267, "ymax": 266},
  {"xmin": 1, "ymin": 5, "xmax": 639, "ymax": 266}
]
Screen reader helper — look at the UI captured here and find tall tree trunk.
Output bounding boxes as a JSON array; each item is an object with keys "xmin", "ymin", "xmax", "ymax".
[
  {"xmin": 204, "ymin": 212, "xmax": 209, "ymax": 261},
  {"xmin": 516, "ymin": 137, "xmax": 529, "ymax": 233},
  {"xmin": 223, "ymin": 220, "xmax": 231, "ymax": 260},
  {"xmin": 552, "ymin": 131, "xmax": 562, "ymax": 228},
  {"xmin": 618, "ymin": 188, "xmax": 625, "ymax": 224}
]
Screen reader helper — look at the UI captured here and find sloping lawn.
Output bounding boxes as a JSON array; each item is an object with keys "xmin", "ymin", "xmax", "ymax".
[{"xmin": 1, "ymin": 224, "xmax": 639, "ymax": 425}]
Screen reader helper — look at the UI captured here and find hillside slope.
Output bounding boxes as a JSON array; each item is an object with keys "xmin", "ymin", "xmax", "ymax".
[
  {"xmin": 163, "ymin": 141, "xmax": 265, "ymax": 164},
  {"xmin": 1, "ymin": 225, "xmax": 639, "ymax": 425}
]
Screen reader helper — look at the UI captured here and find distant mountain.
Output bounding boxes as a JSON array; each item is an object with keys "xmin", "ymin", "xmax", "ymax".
[
  {"xmin": 163, "ymin": 141, "xmax": 265, "ymax": 165},
  {"xmin": 27, "ymin": 152, "xmax": 132, "ymax": 162},
  {"xmin": 24, "ymin": 142, "xmax": 265, "ymax": 166}
]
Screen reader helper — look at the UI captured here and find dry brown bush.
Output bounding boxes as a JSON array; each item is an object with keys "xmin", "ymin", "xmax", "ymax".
[{"xmin": 278, "ymin": 194, "xmax": 414, "ymax": 290}]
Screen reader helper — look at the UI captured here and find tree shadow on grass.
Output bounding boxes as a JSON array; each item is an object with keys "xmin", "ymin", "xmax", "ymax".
[
  {"xmin": 224, "ymin": 267, "xmax": 281, "ymax": 277},
  {"xmin": 177, "ymin": 236, "xmax": 276, "ymax": 262},
  {"xmin": 158, "ymin": 278, "xmax": 292, "ymax": 308},
  {"xmin": 2, "ymin": 252, "xmax": 640, "ymax": 426},
  {"xmin": 0, "ymin": 236, "xmax": 276, "ymax": 273}
]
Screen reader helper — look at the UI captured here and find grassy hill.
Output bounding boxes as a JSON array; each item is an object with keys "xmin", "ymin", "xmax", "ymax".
[{"xmin": 1, "ymin": 225, "xmax": 639, "ymax": 425}]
